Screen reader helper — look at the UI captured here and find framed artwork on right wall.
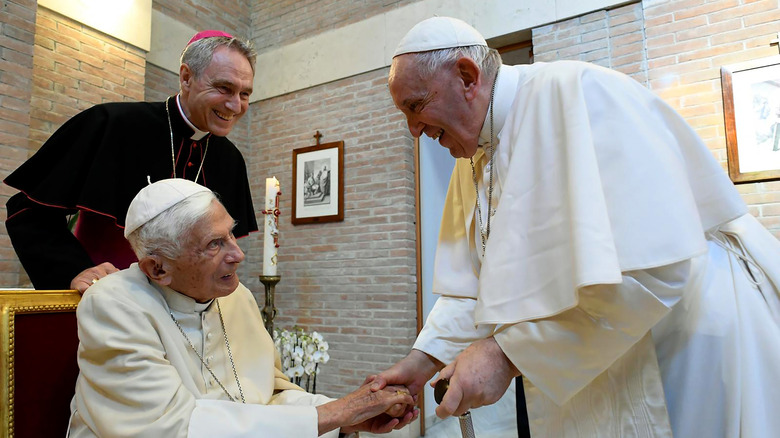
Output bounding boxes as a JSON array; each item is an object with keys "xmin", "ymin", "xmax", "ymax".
[{"xmin": 721, "ymin": 55, "xmax": 780, "ymax": 183}]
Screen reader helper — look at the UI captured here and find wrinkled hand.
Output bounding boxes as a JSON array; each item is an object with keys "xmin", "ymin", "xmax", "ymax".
[
  {"xmin": 344, "ymin": 385, "xmax": 420, "ymax": 434},
  {"xmin": 346, "ymin": 409, "xmax": 418, "ymax": 434},
  {"xmin": 70, "ymin": 262, "xmax": 119, "ymax": 294},
  {"xmin": 434, "ymin": 337, "xmax": 519, "ymax": 418},
  {"xmin": 318, "ymin": 383, "xmax": 415, "ymax": 435},
  {"xmin": 366, "ymin": 349, "xmax": 443, "ymax": 397}
]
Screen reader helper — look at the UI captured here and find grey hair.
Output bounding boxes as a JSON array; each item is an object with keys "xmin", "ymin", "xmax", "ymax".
[
  {"xmin": 180, "ymin": 36, "xmax": 257, "ymax": 79},
  {"xmin": 401, "ymin": 45, "xmax": 501, "ymax": 82},
  {"xmin": 126, "ymin": 191, "xmax": 218, "ymax": 260}
]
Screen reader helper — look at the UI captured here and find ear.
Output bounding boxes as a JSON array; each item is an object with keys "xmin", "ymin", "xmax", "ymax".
[
  {"xmin": 179, "ymin": 64, "xmax": 192, "ymax": 92},
  {"xmin": 455, "ymin": 57, "xmax": 482, "ymax": 101},
  {"xmin": 138, "ymin": 255, "xmax": 173, "ymax": 287}
]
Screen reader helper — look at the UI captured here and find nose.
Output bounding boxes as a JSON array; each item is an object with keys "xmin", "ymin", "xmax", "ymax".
[
  {"xmin": 407, "ymin": 117, "xmax": 424, "ymax": 138},
  {"xmin": 225, "ymin": 93, "xmax": 242, "ymax": 113},
  {"xmin": 225, "ymin": 237, "xmax": 245, "ymax": 264}
]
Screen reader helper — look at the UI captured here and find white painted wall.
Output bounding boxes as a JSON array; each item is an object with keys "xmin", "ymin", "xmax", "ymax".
[
  {"xmin": 38, "ymin": 0, "xmax": 151, "ymax": 51},
  {"xmin": 146, "ymin": 10, "xmax": 197, "ymax": 73}
]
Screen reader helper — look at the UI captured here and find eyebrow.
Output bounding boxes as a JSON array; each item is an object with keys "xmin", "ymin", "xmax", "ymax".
[
  {"xmin": 403, "ymin": 91, "xmax": 433, "ymax": 110},
  {"xmin": 203, "ymin": 220, "xmax": 238, "ymax": 243},
  {"xmin": 402, "ymin": 97, "xmax": 421, "ymax": 108},
  {"xmin": 212, "ymin": 79, "xmax": 253, "ymax": 95}
]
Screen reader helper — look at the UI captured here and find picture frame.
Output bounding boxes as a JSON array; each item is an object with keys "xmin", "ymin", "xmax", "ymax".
[
  {"xmin": 720, "ymin": 55, "xmax": 780, "ymax": 183},
  {"xmin": 291, "ymin": 140, "xmax": 344, "ymax": 225}
]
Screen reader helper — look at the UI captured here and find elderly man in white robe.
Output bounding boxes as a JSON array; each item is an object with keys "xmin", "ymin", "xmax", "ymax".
[
  {"xmin": 368, "ymin": 16, "xmax": 780, "ymax": 437},
  {"xmin": 68, "ymin": 179, "xmax": 417, "ymax": 437}
]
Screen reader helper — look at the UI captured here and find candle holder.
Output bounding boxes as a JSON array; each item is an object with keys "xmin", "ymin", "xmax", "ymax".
[{"xmin": 259, "ymin": 275, "xmax": 281, "ymax": 335}]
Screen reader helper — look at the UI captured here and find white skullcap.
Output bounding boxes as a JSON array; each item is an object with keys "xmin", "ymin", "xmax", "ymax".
[
  {"xmin": 124, "ymin": 178, "xmax": 211, "ymax": 237},
  {"xmin": 393, "ymin": 16, "xmax": 487, "ymax": 57}
]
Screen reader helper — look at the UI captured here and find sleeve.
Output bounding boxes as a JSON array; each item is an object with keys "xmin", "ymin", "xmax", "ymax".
[
  {"xmin": 189, "ymin": 391, "xmax": 339, "ymax": 438},
  {"xmin": 6, "ymin": 192, "xmax": 93, "ymax": 289},
  {"xmin": 413, "ymin": 296, "xmax": 494, "ymax": 364},
  {"xmin": 493, "ymin": 259, "xmax": 694, "ymax": 405},
  {"xmin": 4, "ymin": 105, "xmax": 115, "ymax": 289},
  {"xmin": 414, "ymin": 160, "xmax": 492, "ymax": 363},
  {"xmin": 73, "ymin": 292, "xmax": 334, "ymax": 437}
]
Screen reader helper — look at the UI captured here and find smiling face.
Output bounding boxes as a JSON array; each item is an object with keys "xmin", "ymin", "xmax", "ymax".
[
  {"xmin": 389, "ymin": 54, "xmax": 486, "ymax": 158},
  {"xmin": 164, "ymin": 200, "xmax": 245, "ymax": 302},
  {"xmin": 179, "ymin": 46, "xmax": 254, "ymax": 136}
]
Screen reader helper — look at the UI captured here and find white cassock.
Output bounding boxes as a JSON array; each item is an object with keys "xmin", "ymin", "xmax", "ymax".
[
  {"xmin": 68, "ymin": 264, "xmax": 339, "ymax": 438},
  {"xmin": 415, "ymin": 61, "xmax": 780, "ymax": 437}
]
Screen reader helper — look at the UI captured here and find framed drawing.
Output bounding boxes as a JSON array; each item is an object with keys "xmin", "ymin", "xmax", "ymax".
[
  {"xmin": 291, "ymin": 140, "xmax": 344, "ymax": 225},
  {"xmin": 721, "ymin": 55, "xmax": 780, "ymax": 183}
]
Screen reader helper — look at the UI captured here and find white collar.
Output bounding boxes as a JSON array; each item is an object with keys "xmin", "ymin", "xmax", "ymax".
[
  {"xmin": 176, "ymin": 94, "xmax": 209, "ymax": 141},
  {"xmin": 159, "ymin": 283, "xmax": 213, "ymax": 314},
  {"xmin": 478, "ymin": 65, "xmax": 519, "ymax": 145}
]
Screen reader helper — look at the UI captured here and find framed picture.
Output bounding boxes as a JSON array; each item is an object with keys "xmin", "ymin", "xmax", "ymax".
[
  {"xmin": 291, "ymin": 140, "xmax": 344, "ymax": 225},
  {"xmin": 721, "ymin": 55, "xmax": 780, "ymax": 183}
]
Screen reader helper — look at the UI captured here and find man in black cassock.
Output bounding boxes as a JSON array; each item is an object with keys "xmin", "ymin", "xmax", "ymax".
[{"xmin": 4, "ymin": 30, "xmax": 258, "ymax": 293}]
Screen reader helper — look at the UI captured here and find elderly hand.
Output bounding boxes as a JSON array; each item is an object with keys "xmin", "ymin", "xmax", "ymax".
[
  {"xmin": 317, "ymin": 383, "xmax": 416, "ymax": 435},
  {"xmin": 343, "ymin": 385, "xmax": 419, "ymax": 434},
  {"xmin": 366, "ymin": 349, "xmax": 443, "ymax": 397},
  {"xmin": 70, "ymin": 262, "xmax": 119, "ymax": 294},
  {"xmin": 433, "ymin": 337, "xmax": 520, "ymax": 418}
]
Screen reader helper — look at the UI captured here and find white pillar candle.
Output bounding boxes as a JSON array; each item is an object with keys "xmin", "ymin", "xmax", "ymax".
[{"xmin": 263, "ymin": 177, "xmax": 280, "ymax": 276}]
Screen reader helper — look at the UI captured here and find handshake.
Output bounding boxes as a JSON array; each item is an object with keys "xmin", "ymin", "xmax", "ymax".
[{"xmin": 316, "ymin": 382, "xmax": 418, "ymax": 436}]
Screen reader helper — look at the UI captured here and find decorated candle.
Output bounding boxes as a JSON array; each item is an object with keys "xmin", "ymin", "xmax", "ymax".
[{"xmin": 262, "ymin": 177, "xmax": 281, "ymax": 276}]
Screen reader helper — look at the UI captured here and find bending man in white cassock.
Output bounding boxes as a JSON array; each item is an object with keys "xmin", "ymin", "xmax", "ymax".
[
  {"xmin": 68, "ymin": 179, "xmax": 417, "ymax": 437},
  {"xmin": 368, "ymin": 16, "xmax": 780, "ymax": 437}
]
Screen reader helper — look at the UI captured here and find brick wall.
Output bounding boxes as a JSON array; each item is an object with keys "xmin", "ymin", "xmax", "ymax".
[
  {"xmin": 250, "ymin": 0, "xmax": 420, "ymax": 52},
  {"xmin": 0, "ymin": 0, "xmax": 36, "ymax": 286},
  {"xmin": 144, "ymin": 63, "xmax": 178, "ymax": 102},
  {"xmin": 0, "ymin": 6, "xmax": 147, "ymax": 286},
  {"xmin": 248, "ymin": 68, "xmax": 418, "ymax": 395},
  {"xmin": 30, "ymin": 8, "xmax": 146, "ymax": 151},
  {"xmin": 532, "ymin": 0, "xmax": 780, "ymax": 237},
  {"xmin": 534, "ymin": 3, "xmax": 649, "ymax": 83},
  {"xmin": 154, "ymin": 0, "xmax": 251, "ymax": 39}
]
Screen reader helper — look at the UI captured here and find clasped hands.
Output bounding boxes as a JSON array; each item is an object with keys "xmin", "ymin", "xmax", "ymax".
[
  {"xmin": 366, "ymin": 337, "xmax": 520, "ymax": 420},
  {"xmin": 320, "ymin": 382, "xmax": 418, "ymax": 435}
]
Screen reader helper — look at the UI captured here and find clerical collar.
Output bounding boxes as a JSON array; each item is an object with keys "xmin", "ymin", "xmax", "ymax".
[
  {"xmin": 176, "ymin": 95, "xmax": 209, "ymax": 141},
  {"xmin": 159, "ymin": 283, "xmax": 213, "ymax": 314},
  {"xmin": 478, "ymin": 65, "xmax": 519, "ymax": 146}
]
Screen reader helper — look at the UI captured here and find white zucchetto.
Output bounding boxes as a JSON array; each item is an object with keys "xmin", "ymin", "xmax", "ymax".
[
  {"xmin": 124, "ymin": 178, "xmax": 211, "ymax": 237},
  {"xmin": 393, "ymin": 16, "xmax": 488, "ymax": 57}
]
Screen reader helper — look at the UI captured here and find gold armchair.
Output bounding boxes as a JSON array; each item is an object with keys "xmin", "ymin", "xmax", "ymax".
[{"xmin": 1, "ymin": 290, "xmax": 81, "ymax": 438}]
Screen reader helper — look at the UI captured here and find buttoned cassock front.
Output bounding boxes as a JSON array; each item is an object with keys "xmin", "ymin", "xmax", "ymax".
[{"xmin": 68, "ymin": 264, "xmax": 338, "ymax": 437}]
